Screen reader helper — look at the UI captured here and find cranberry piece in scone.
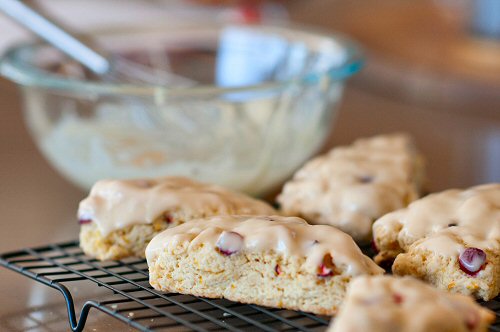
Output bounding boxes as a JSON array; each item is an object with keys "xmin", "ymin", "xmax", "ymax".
[
  {"xmin": 216, "ymin": 231, "xmax": 244, "ymax": 256},
  {"xmin": 459, "ymin": 248, "xmax": 486, "ymax": 276}
]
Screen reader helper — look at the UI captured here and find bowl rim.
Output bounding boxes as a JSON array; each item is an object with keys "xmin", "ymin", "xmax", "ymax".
[{"xmin": 0, "ymin": 23, "xmax": 364, "ymax": 97}]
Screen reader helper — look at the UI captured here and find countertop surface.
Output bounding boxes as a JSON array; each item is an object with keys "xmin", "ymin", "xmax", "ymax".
[{"xmin": 1, "ymin": 1, "xmax": 499, "ymax": 331}]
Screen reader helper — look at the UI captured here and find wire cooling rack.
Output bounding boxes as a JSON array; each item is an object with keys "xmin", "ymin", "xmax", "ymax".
[
  {"xmin": 0, "ymin": 241, "xmax": 499, "ymax": 332},
  {"xmin": 0, "ymin": 241, "xmax": 330, "ymax": 331}
]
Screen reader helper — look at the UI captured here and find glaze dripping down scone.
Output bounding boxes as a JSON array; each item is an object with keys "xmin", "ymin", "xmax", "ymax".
[
  {"xmin": 373, "ymin": 183, "xmax": 500, "ymax": 300},
  {"xmin": 327, "ymin": 276, "xmax": 494, "ymax": 332},
  {"xmin": 78, "ymin": 176, "xmax": 276, "ymax": 260},
  {"xmin": 146, "ymin": 215, "xmax": 384, "ymax": 315},
  {"xmin": 277, "ymin": 133, "xmax": 424, "ymax": 243}
]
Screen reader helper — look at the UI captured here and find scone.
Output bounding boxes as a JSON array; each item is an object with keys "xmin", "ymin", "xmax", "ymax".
[
  {"xmin": 372, "ymin": 183, "xmax": 500, "ymax": 300},
  {"xmin": 277, "ymin": 133, "xmax": 424, "ymax": 243},
  {"xmin": 392, "ymin": 227, "xmax": 500, "ymax": 301},
  {"xmin": 327, "ymin": 275, "xmax": 495, "ymax": 332},
  {"xmin": 78, "ymin": 177, "xmax": 276, "ymax": 260},
  {"xmin": 146, "ymin": 215, "xmax": 384, "ymax": 315},
  {"xmin": 372, "ymin": 183, "xmax": 499, "ymax": 262}
]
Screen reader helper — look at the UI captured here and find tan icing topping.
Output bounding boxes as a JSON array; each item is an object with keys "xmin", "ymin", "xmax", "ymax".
[
  {"xmin": 330, "ymin": 275, "xmax": 493, "ymax": 332},
  {"xmin": 278, "ymin": 133, "xmax": 423, "ymax": 242},
  {"xmin": 374, "ymin": 183, "xmax": 500, "ymax": 255},
  {"xmin": 412, "ymin": 229, "xmax": 464, "ymax": 257},
  {"xmin": 145, "ymin": 215, "xmax": 384, "ymax": 277},
  {"xmin": 413, "ymin": 226, "xmax": 499, "ymax": 257},
  {"xmin": 78, "ymin": 177, "xmax": 276, "ymax": 236}
]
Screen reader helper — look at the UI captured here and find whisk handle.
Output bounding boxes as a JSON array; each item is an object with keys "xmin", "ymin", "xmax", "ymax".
[{"xmin": 0, "ymin": 0, "xmax": 110, "ymax": 75}]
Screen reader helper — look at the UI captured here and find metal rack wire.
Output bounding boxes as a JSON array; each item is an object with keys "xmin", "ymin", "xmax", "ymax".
[
  {"xmin": 0, "ymin": 241, "xmax": 499, "ymax": 332},
  {"xmin": 0, "ymin": 241, "xmax": 330, "ymax": 331}
]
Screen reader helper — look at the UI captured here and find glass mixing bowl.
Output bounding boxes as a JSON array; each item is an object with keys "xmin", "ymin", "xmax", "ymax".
[{"xmin": 1, "ymin": 24, "xmax": 362, "ymax": 196}]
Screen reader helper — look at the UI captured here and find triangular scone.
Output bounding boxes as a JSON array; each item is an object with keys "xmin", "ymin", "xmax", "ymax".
[
  {"xmin": 278, "ymin": 133, "xmax": 424, "ymax": 243},
  {"xmin": 373, "ymin": 183, "xmax": 499, "ymax": 263},
  {"xmin": 393, "ymin": 227, "xmax": 500, "ymax": 301},
  {"xmin": 372, "ymin": 183, "xmax": 500, "ymax": 300},
  {"xmin": 78, "ymin": 176, "xmax": 276, "ymax": 260},
  {"xmin": 146, "ymin": 215, "xmax": 384, "ymax": 315},
  {"xmin": 327, "ymin": 276, "xmax": 494, "ymax": 332}
]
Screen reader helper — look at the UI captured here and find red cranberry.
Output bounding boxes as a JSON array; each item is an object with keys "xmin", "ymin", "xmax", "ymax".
[
  {"xmin": 317, "ymin": 254, "xmax": 336, "ymax": 278},
  {"xmin": 275, "ymin": 264, "xmax": 282, "ymax": 276},
  {"xmin": 163, "ymin": 213, "xmax": 173, "ymax": 224},
  {"xmin": 318, "ymin": 264, "xmax": 334, "ymax": 277},
  {"xmin": 465, "ymin": 311, "xmax": 479, "ymax": 330},
  {"xmin": 216, "ymin": 231, "xmax": 243, "ymax": 256},
  {"xmin": 393, "ymin": 293, "xmax": 404, "ymax": 304},
  {"xmin": 459, "ymin": 248, "xmax": 486, "ymax": 275},
  {"xmin": 78, "ymin": 219, "xmax": 92, "ymax": 225}
]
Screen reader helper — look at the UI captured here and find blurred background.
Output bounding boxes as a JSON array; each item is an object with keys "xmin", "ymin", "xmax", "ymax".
[
  {"xmin": 0, "ymin": 1, "xmax": 499, "ymax": 329},
  {"xmin": 2, "ymin": 0, "xmax": 500, "ymax": 242},
  {"xmin": 2, "ymin": 0, "xmax": 500, "ymax": 237}
]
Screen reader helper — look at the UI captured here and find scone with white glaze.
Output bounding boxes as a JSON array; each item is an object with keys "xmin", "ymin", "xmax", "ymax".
[
  {"xmin": 277, "ymin": 133, "xmax": 424, "ymax": 243},
  {"xmin": 372, "ymin": 183, "xmax": 500, "ymax": 300},
  {"xmin": 146, "ymin": 215, "xmax": 384, "ymax": 315},
  {"xmin": 78, "ymin": 177, "xmax": 276, "ymax": 260},
  {"xmin": 327, "ymin": 275, "xmax": 495, "ymax": 332}
]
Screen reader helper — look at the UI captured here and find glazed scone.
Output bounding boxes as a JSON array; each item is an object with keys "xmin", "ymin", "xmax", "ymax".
[
  {"xmin": 277, "ymin": 133, "xmax": 424, "ymax": 243},
  {"xmin": 146, "ymin": 215, "xmax": 384, "ymax": 315},
  {"xmin": 392, "ymin": 227, "xmax": 500, "ymax": 301},
  {"xmin": 327, "ymin": 275, "xmax": 495, "ymax": 332},
  {"xmin": 372, "ymin": 183, "xmax": 499, "ymax": 263},
  {"xmin": 78, "ymin": 177, "xmax": 276, "ymax": 260}
]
